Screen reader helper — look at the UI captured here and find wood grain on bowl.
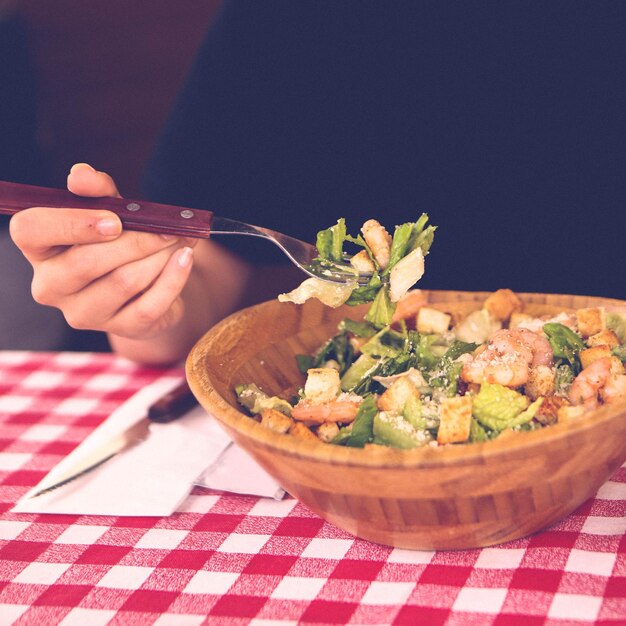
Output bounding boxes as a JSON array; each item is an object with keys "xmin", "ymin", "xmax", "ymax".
[{"xmin": 186, "ymin": 291, "xmax": 626, "ymax": 550}]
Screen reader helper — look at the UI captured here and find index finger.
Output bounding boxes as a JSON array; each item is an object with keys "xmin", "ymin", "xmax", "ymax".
[{"xmin": 9, "ymin": 206, "xmax": 122, "ymax": 262}]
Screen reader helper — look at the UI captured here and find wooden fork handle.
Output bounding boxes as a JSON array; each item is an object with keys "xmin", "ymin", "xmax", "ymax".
[{"xmin": 0, "ymin": 180, "xmax": 214, "ymax": 238}]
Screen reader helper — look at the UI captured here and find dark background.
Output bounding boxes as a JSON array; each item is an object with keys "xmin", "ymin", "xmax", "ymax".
[
  {"xmin": 2, "ymin": 2, "xmax": 625, "ymax": 351},
  {"xmin": 2, "ymin": 0, "xmax": 222, "ymax": 196}
]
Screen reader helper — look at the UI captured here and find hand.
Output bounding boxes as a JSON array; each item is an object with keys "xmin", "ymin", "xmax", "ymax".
[{"xmin": 9, "ymin": 163, "xmax": 197, "ymax": 341}]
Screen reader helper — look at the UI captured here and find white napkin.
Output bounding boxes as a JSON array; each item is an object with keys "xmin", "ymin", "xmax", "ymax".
[
  {"xmin": 195, "ymin": 443, "xmax": 285, "ymax": 499},
  {"xmin": 13, "ymin": 378, "xmax": 283, "ymax": 516}
]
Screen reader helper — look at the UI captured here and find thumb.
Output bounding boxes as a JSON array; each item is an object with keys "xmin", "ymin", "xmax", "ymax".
[{"xmin": 67, "ymin": 163, "xmax": 122, "ymax": 198}]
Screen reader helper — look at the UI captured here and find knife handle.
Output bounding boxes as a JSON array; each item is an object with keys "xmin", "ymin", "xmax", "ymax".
[
  {"xmin": 0, "ymin": 180, "xmax": 214, "ymax": 239},
  {"xmin": 148, "ymin": 381, "xmax": 199, "ymax": 423}
]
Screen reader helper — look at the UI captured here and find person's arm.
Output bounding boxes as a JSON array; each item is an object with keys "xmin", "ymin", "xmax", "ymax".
[{"xmin": 9, "ymin": 163, "xmax": 256, "ymax": 365}]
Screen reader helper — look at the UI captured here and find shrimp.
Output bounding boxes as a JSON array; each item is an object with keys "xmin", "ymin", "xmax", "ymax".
[
  {"xmin": 491, "ymin": 328, "xmax": 553, "ymax": 368},
  {"xmin": 461, "ymin": 350, "xmax": 529, "ymax": 387},
  {"xmin": 361, "ymin": 219, "xmax": 392, "ymax": 269},
  {"xmin": 601, "ymin": 374, "xmax": 626, "ymax": 404},
  {"xmin": 568, "ymin": 357, "xmax": 612, "ymax": 409},
  {"xmin": 292, "ymin": 399, "xmax": 360, "ymax": 424},
  {"xmin": 461, "ymin": 328, "xmax": 554, "ymax": 387}
]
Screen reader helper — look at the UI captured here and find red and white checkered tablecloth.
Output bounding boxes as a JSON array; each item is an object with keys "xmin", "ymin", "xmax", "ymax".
[{"xmin": 0, "ymin": 351, "xmax": 624, "ymax": 626}]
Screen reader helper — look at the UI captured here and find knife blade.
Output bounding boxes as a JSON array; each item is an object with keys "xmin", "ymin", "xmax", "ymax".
[{"xmin": 29, "ymin": 380, "xmax": 198, "ymax": 498}]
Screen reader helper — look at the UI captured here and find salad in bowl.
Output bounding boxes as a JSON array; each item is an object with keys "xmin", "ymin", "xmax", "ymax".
[{"xmin": 236, "ymin": 217, "xmax": 626, "ymax": 449}]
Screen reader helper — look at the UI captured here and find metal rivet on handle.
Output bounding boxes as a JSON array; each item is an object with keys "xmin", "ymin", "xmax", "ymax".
[
  {"xmin": 126, "ymin": 202, "xmax": 141, "ymax": 212},
  {"xmin": 180, "ymin": 210, "xmax": 194, "ymax": 219}
]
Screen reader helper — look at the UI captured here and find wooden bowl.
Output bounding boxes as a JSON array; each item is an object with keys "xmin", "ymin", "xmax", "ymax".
[{"xmin": 186, "ymin": 290, "xmax": 626, "ymax": 550}]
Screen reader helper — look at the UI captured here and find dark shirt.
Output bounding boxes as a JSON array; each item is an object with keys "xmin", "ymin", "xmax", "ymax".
[{"xmin": 143, "ymin": 1, "xmax": 626, "ymax": 299}]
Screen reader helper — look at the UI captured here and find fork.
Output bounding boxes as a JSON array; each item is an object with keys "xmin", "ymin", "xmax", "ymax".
[{"xmin": 0, "ymin": 180, "xmax": 369, "ymax": 285}]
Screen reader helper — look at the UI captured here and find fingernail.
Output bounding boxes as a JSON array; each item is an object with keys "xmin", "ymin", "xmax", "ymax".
[
  {"xmin": 178, "ymin": 246, "xmax": 193, "ymax": 268},
  {"xmin": 96, "ymin": 218, "xmax": 120, "ymax": 236},
  {"xmin": 70, "ymin": 162, "xmax": 96, "ymax": 174}
]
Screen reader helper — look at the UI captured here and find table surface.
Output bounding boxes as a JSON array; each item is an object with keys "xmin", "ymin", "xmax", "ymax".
[{"xmin": 0, "ymin": 351, "xmax": 624, "ymax": 626}]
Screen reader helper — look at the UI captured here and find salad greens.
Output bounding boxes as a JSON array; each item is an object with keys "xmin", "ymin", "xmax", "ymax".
[
  {"xmin": 543, "ymin": 322, "xmax": 585, "ymax": 374},
  {"xmin": 237, "ymin": 217, "xmax": 626, "ymax": 451},
  {"xmin": 279, "ymin": 215, "xmax": 436, "ymax": 328},
  {"xmin": 472, "ymin": 383, "xmax": 542, "ymax": 431}
]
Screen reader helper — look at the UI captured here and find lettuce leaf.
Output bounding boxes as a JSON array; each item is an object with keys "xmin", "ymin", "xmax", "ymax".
[
  {"xmin": 343, "ymin": 353, "xmax": 415, "ymax": 396},
  {"xmin": 469, "ymin": 418, "xmax": 490, "ymax": 442},
  {"xmin": 345, "ymin": 273, "xmax": 382, "ymax": 306},
  {"xmin": 338, "ymin": 318, "xmax": 378, "ymax": 339},
  {"xmin": 340, "ymin": 355, "xmax": 379, "ymax": 392},
  {"xmin": 543, "ymin": 322, "xmax": 584, "ymax": 374},
  {"xmin": 386, "ymin": 214, "xmax": 436, "ymax": 272},
  {"xmin": 235, "ymin": 383, "xmax": 293, "ymax": 416},
  {"xmin": 315, "ymin": 218, "xmax": 348, "ymax": 263},
  {"xmin": 278, "ymin": 277, "xmax": 354, "ymax": 307},
  {"xmin": 471, "ymin": 383, "xmax": 530, "ymax": 431},
  {"xmin": 612, "ymin": 344, "xmax": 626, "ymax": 364},
  {"xmin": 332, "ymin": 395, "xmax": 377, "ymax": 447},
  {"xmin": 428, "ymin": 340, "xmax": 477, "ymax": 397},
  {"xmin": 606, "ymin": 311, "xmax": 626, "ymax": 343},
  {"xmin": 554, "ymin": 363, "xmax": 575, "ymax": 394},
  {"xmin": 360, "ymin": 327, "xmax": 406, "ymax": 359},
  {"xmin": 297, "ymin": 330, "xmax": 355, "ymax": 375},
  {"xmin": 364, "ymin": 285, "xmax": 396, "ymax": 327},
  {"xmin": 407, "ymin": 332, "xmax": 440, "ymax": 370}
]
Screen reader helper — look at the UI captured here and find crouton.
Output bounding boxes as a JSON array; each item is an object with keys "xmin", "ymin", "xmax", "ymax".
[
  {"xmin": 349, "ymin": 249, "xmax": 376, "ymax": 274},
  {"xmin": 316, "ymin": 421, "xmax": 340, "ymax": 443},
  {"xmin": 579, "ymin": 345, "xmax": 613, "ymax": 370},
  {"xmin": 437, "ymin": 396, "xmax": 472, "ymax": 444},
  {"xmin": 304, "ymin": 368, "xmax": 341, "ymax": 404},
  {"xmin": 534, "ymin": 395, "xmax": 567, "ymax": 425},
  {"xmin": 509, "ymin": 312, "xmax": 533, "ymax": 329},
  {"xmin": 576, "ymin": 307, "xmax": 606, "ymax": 338},
  {"xmin": 586, "ymin": 329, "xmax": 620, "ymax": 349},
  {"xmin": 525, "ymin": 365, "xmax": 555, "ymax": 401},
  {"xmin": 377, "ymin": 377, "xmax": 420, "ymax": 413},
  {"xmin": 417, "ymin": 307, "xmax": 451, "ymax": 335},
  {"xmin": 609, "ymin": 356, "xmax": 625, "ymax": 375},
  {"xmin": 483, "ymin": 288, "xmax": 523, "ymax": 322},
  {"xmin": 260, "ymin": 408, "xmax": 294, "ymax": 434},
  {"xmin": 289, "ymin": 421, "xmax": 319, "ymax": 441}
]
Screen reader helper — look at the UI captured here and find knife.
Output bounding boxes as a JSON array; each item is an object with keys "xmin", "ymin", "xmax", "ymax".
[{"xmin": 29, "ymin": 380, "xmax": 198, "ymax": 498}]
